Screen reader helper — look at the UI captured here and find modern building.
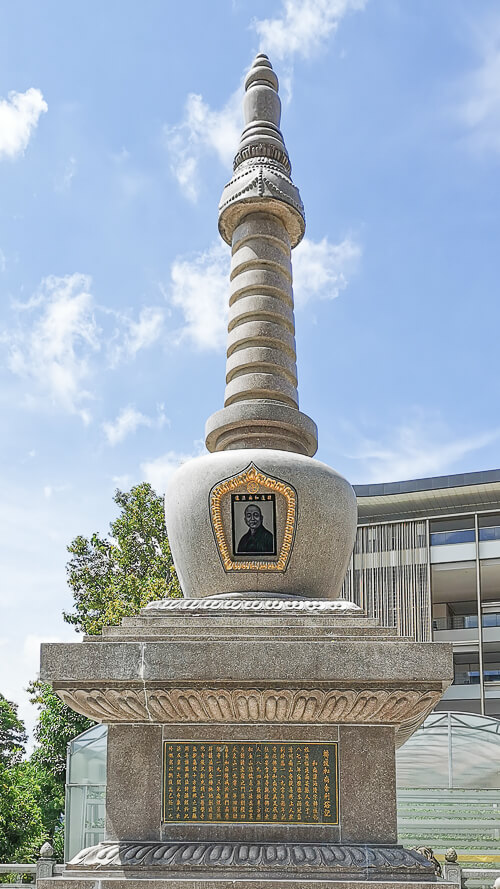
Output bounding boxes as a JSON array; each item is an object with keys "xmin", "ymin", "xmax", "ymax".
[{"xmin": 341, "ymin": 468, "xmax": 500, "ymax": 718}]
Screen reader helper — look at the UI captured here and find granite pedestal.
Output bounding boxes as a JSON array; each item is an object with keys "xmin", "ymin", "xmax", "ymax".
[{"xmin": 39, "ymin": 596, "xmax": 454, "ymax": 888}]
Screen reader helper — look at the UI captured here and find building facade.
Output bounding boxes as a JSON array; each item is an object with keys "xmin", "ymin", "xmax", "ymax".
[{"xmin": 341, "ymin": 469, "xmax": 500, "ymax": 718}]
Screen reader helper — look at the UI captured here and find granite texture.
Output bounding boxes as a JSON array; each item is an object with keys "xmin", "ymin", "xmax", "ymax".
[
  {"xmin": 111, "ymin": 723, "xmax": 398, "ymax": 846},
  {"xmin": 41, "ymin": 638, "xmax": 454, "ymax": 685},
  {"xmin": 40, "ymin": 879, "xmax": 454, "ymax": 889},
  {"xmin": 222, "ymin": 214, "xmax": 299, "ymax": 415},
  {"xmin": 106, "ymin": 724, "xmax": 162, "ymax": 842},
  {"xmin": 205, "ymin": 403, "xmax": 318, "ymax": 454},
  {"xmin": 164, "ymin": 449, "xmax": 357, "ymax": 600},
  {"xmin": 338, "ymin": 726, "xmax": 397, "ymax": 844}
]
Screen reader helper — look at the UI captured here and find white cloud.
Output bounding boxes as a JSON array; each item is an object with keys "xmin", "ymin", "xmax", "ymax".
[
  {"xmin": 107, "ymin": 305, "xmax": 165, "ymax": 366},
  {"xmin": 253, "ymin": 0, "xmax": 367, "ymax": 62},
  {"xmin": 6, "ymin": 273, "xmax": 100, "ymax": 421},
  {"xmin": 349, "ymin": 414, "xmax": 500, "ymax": 484},
  {"xmin": 164, "ymin": 90, "xmax": 241, "ymax": 201},
  {"xmin": 0, "ymin": 249, "xmax": 6, "ymax": 272},
  {"xmin": 141, "ymin": 449, "xmax": 201, "ymax": 493},
  {"xmin": 126, "ymin": 306, "xmax": 165, "ymax": 355},
  {"xmin": 166, "ymin": 235, "xmax": 360, "ymax": 350},
  {"xmin": 43, "ymin": 484, "xmax": 68, "ymax": 500},
  {"xmin": 112, "ymin": 473, "xmax": 133, "ymax": 489},
  {"xmin": 169, "ymin": 240, "xmax": 230, "ymax": 350},
  {"xmin": 165, "ymin": 1, "xmax": 367, "ymax": 198},
  {"xmin": 293, "ymin": 236, "xmax": 361, "ymax": 306},
  {"xmin": 0, "ymin": 88, "xmax": 47, "ymax": 160},
  {"xmin": 55, "ymin": 155, "xmax": 77, "ymax": 192},
  {"xmin": 457, "ymin": 22, "xmax": 500, "ymax": 154},
  {"xmin": 103, "ymin": 404, "xmax": 168, "ymax": 446}
]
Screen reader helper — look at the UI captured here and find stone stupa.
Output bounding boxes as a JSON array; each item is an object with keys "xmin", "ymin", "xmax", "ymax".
[{"xmin": 40, "ymin": 54, "xmax": 454, "ymax": 889}]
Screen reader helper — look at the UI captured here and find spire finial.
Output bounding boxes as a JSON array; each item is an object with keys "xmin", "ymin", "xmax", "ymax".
[
  {"xmin": 206, "ymin": 55, "xmax": 317, "ymax": 458},
  {"xmin": 232, "ymin": 53, "xmax": 291, "ymax": 178},
  {"xmin": 244, "ymin": 53, "xmax": 279, "ymax": 92}
]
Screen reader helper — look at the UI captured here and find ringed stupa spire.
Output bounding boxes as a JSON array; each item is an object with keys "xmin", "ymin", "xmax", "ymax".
[{"xmin": 205, "ymin": 53, "xmax": 318, "ymax": 457}]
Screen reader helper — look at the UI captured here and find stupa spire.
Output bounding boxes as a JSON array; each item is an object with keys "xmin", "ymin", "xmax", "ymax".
[{"xmin": 205, "ymin": 54, "xmax": 318, "ymax": 457}]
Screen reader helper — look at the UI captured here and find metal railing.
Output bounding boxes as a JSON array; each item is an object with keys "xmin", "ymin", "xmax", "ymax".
[{"xmin": 433, "ymin": 613, "xmax": 500, "ymax": 631}]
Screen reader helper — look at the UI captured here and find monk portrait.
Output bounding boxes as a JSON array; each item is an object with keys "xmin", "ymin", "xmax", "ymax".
[{"xmin": 237, "ymin": 503, "xmax": 275, "ymax": 554}]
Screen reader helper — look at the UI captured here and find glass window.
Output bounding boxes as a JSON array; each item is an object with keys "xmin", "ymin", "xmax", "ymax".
[
  {"xmin": 463, "ymin": 614, "xmax": 479, "ymax": 629},
  {"xmin": 396, "ymin": 712, "xmax": 500, "ymax": 867},
  {"xmin": 478, "ymin": 513, "xmax": 500, "ymax": 528},
  {"xmin": 484, "ymin": 670, "xmax": 500, "ymax": 682},
  {"xmin": 482, "ymin": 612, "xmax": 500, "ymax": 627},
  {"xmin": 430, "ymin": 529, "xmax": 475, "ymax": 546},
  {"xmin": 479, "ymin": 526, "xmax": 500, "ymax": 541},
  {"xmin": 430, "ymin": 517, "xmax": 477, "ymax": 533},
  {"xmin": 453, "ymin": 652, "xmax": 480, "ymax": 685},
  {"xmin": 433, "ymin": 613, "xmax": 478, "ymax": 630}
]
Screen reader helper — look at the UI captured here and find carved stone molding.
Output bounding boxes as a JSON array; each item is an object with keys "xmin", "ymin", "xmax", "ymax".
[
  {"xmin": 219, "ymin": 159, "xmax": 305, "ymax": 217},
  {"xmin": 233, "ymin": 142, "xmax": 291, "ymax": 175},
  {"xmin": 143, "ymin": 596, "xmax": 362, "ymax": 614},
  {"xmin": 58, "ymin": 688, "xmax": 148, "ymax": 721},
  {"xmin": 70, "ymin": 840, "xmax": 434, "ymax": 874},
  {"xmin": 57, "ymin": 686, "xmax": 440, "ymax": 743}
]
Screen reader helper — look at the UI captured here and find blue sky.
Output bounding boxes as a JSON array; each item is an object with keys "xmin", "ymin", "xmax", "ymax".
[{"xmin": 1, "ymin": 0, "xmax": 500, "ymax": 737}]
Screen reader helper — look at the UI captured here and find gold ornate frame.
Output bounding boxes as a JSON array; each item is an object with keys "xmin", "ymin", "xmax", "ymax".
[{"xmin": 210, "ymin": 463, "xmax": 297, "ymax": 572}]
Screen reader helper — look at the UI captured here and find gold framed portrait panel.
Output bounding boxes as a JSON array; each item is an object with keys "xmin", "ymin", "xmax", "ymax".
[{"xmin": 209, "ymin": 464, "xmax": 297, "ymax": 573}]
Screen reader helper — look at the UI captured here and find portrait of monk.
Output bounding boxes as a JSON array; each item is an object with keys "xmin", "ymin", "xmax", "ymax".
[{"xmin": 237, "ymin": 503, "xmax": 274, "ymax": 554}]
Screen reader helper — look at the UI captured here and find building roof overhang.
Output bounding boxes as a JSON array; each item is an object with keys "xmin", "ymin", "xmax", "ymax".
[{"xmin": 354, "ymin": 469, "xmax": 500, "ymax": 524}]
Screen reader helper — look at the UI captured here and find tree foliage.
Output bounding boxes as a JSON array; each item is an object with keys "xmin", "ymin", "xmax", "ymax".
[
  {"xmin": 0, "ymin": 761, "xmax": 49, "ymax": 861},
  {"xmin": 28, "ymin": 681, "xmax": 94, "ymax": 786},
  {"xmin": 0, "ymin": 698, "xmax": 63, "ymax": 863},
  {"xmin": 2, "ymin": 483, "xmax": 180, "ymax": 863},
  {"xmin": 63, "ymin": 483, "xmax": 181, "ymax": 635},
  {"xmin": 0, "ymin": 695, "xmax": 27, "ymax": 768}
]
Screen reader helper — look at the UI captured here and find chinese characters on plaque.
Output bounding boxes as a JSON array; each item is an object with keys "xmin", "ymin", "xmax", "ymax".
[{"xmin": 162, "ymin": 741, "xmax": 338, "ymax": 825}]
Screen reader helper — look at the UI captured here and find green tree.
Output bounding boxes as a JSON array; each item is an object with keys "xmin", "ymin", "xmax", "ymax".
[
  {"xmin": 28, "ymin": 681, "xmax": 93, "ymax": 786},
  {"xmin": 24, "ymin": 681, "xmax": 94, "ymax": 861},
  {"xmin": 0, "ymin": 484, "xmax": 180, "ymax": 864},
  {"xmin": 0, "ymin": 695, "xmax": 27, "ymax": 768},
  {"xmin": 0, "ymin": 761, "xmax": 48, "ymax": 862},
  {"xmin": 13, "ymin": 484, "xmax": 181, "ymax": 859},
  {"xmin": 0, "ymin": 699, "xmax": 53, "ymax": 864},
  {"xmin": 63, "ymin": 483, "xmax": 181, "ymax": 635}
]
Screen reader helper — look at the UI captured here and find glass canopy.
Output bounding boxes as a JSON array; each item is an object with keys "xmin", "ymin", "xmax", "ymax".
[
  {"xmin": 65, "ymin": 723, "xmax": 107, "ymax": 862},
  {"xmin": 396, "ymin": 710, "xmax": 500, "ymax": 790},
  {"xmin": 396, "ymin": 711, "xmax": 500, "ymax": 869}
]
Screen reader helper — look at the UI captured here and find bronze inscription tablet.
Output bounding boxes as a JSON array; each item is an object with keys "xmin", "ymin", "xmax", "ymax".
[{"xmin": 162, "ymin": 741, "xmax": 338, "ymax": 824}]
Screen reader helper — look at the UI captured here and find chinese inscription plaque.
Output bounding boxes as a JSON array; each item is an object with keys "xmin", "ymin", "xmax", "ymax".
[{"xmin": 163, "ymin": 741, "xmax": 338, "ymax": 824}]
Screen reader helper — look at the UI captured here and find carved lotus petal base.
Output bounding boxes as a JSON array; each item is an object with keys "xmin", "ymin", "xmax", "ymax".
[
  {"xmin": 69, "ymin": 841, "xmax": 436, "ymax": 879},
  {"xmin": 56, "ymin": 686, "xmax": 441, "ymax": 747}
]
